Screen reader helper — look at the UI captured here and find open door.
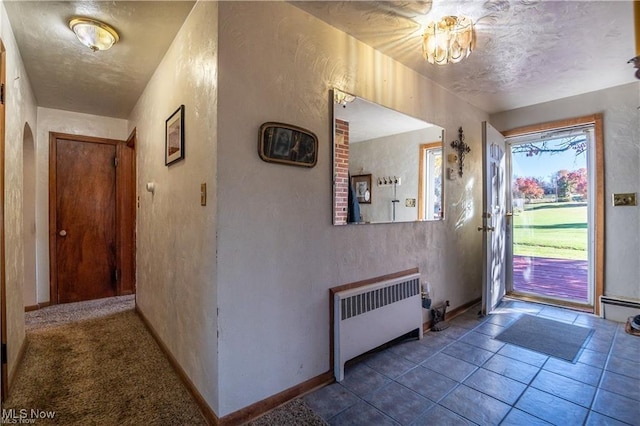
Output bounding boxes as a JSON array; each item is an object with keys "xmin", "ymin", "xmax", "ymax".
[{"xmin": 481, "ymin": 122, "xmax": 508, "ymax": 315}]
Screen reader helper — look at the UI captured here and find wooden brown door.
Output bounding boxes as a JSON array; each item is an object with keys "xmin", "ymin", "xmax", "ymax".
[{"xmin": 53, "ymin": 136, "xmax": 117, "ymax": 303}]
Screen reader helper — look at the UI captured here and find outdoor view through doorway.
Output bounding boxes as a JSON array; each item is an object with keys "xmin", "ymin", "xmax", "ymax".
[{"xmin": 508, "ymin": 125, "xmax": 594, "ymax": 308}]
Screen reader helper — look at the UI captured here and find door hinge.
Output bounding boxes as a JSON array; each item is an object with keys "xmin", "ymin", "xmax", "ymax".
[
  {"xmin": 114, "ymin": 269, "xmax": 119, "ymax": 282},
  {"xmin": 114, "ymin": 157, "xmax": 119, "ymax": 167},
  {"xmin": 0, "ymin": 83, "xmax": 5, "ymax": 105},
  {"xmin": 1, "ymin": 342, "xmax": 7, "ymax": 365}
]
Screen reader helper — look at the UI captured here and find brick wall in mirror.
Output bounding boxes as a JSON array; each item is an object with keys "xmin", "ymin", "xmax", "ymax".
[{"xmin": 332, "ymin": 89, "xmax": 445, "ymax": 225}]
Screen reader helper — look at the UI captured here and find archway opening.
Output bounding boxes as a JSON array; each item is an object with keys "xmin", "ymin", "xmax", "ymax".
[{"xmin": 22, "ymin": 123, "xmax": 36, "ymax": 307}]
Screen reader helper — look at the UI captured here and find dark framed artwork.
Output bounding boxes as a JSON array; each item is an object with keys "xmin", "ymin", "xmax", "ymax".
[
  {"xmin": 165, "ymin": 105, "xmax": 185, "ymax": 166},
  {"xmin": 351, "ymin": 174, "xmax": 372, "ymax": 204},
  {"xmin": 258, "ymin": 122, "xmax": 318, "ymax": 167}
]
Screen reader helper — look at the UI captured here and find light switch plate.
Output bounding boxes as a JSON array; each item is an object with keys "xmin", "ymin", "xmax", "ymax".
[
  {"xmin": 612, "ymin": 192, "xmax": 637, "ymax": 206},
  {"xmin": 201, "ymin": 183, "xmax": 207, "ymax": 206}
]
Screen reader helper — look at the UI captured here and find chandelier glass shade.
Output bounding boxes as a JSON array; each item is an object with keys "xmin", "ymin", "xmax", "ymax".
[
  {"xmin": 69, "ymin": 18, "xmax": 119, "ymax": 52},
  {"xmin": 422, "ymin": 16, "xmax": 475, "ymax": 65}
]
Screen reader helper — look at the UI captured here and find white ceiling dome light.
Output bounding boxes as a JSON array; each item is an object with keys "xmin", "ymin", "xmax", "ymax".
[{"xmin": 69, "ymin": 17, "xmax": 119, "ymax": 52}]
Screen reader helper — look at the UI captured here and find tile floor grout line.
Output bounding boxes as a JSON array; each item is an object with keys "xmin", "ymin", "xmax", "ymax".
[{"xmin": 309, "ymin": 301, "xmax": 637, "ymax": 426}]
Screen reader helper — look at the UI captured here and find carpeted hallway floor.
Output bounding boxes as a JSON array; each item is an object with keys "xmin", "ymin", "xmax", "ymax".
[
  {"xmin": 4, "ymin": 295, "xmax": 209, "ymax": 425},
  {"xmin": 4, "ymin": 295, "xmax": 326, "ymax": 425}
]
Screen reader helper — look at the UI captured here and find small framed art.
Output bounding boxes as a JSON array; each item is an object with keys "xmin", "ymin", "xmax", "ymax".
[
  {"xmin": 351, "ymin": 174, "xmax": 372, "ymax": 204},
  {"xmin": 258, "ymin": 122, "xmax": 318, "ymax": 167},
  {"xmin": 165, "ymin": 105, "xmax": 185, "ymax": 166}
]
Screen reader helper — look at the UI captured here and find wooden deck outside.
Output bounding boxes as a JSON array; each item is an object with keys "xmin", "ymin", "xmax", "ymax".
[{"xmin": 512, "ymin": 255, "xmax": 589, "ymax": 304}]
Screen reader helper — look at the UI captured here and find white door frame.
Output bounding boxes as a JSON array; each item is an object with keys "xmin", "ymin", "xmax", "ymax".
[{"xmin": 501, "ymin": 115, "xmax": 604, "ymax": 314}]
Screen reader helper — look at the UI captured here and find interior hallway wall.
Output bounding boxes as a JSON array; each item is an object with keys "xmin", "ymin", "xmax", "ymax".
[
  {"xmin": 0, "ymin": 0, "xmax": 37, "ymax": 386},
  {"xmin": 34, "ymin": 107, "xmax": 128, "ymax": 304},
  {"xmin": 350, "ymin": 126, "xmax": 443, "ymax": 223},
  {"xmin": 490, "ymin": 82, "xmax": 640, "ymax": 311},
  {"xmin": 216, "ymin": 1, "xmax": 488, "ymax": 416},
  {"xmin": 128, "ymin": 1, "xmax": 219, "ymax": 414}
]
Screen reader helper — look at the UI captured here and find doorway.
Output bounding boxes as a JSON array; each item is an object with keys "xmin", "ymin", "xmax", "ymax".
[
  {"xmin": 22, "ymin": 123, "xmax": 36, "ymax": 308},
  {"xmin": 481, "ymin": 116, "xmax": 603, "ymax": 315},
  {"xmin": 503, "ymin": 116, "xmax": 604, "ymax": 314},
  {"xmin": 49, "ymin": 132, "xmax": 136, "ymax": 305}
]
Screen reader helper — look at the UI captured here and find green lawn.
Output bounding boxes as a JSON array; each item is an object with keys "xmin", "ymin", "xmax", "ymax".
[{"xmin": 512, "ymin": 202, "xmax": 588, "ymax": 260}]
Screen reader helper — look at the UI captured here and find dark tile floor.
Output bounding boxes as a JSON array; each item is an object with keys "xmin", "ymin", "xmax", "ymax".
[{"xmin": 304, "ymin": 299, "xmax": 640, "ymax": 425}]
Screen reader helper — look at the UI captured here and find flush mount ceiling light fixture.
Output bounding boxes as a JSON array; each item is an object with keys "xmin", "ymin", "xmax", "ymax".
[
  {"xmin": 69, "ymin": 17, "xmax": 119, "ymax": 52},
  {"xmin": 422, "ymin": 16, "xmax": 475, "ymax": 65}
]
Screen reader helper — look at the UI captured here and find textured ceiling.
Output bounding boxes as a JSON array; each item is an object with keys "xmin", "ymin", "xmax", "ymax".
[
  {"xmin": 293, "ymin": 0, "xmax": 638, "ymax": 114},
  {"xmin": 3, "ymin": 1, "xmax": 637, "ymax": 118},
  {"xmin": 4, "ymin": 1, "xmax": 195, "ymax": 119}
]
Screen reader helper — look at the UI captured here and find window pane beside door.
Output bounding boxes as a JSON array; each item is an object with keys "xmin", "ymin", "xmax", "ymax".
[{"xmin": 422, "ymin": 147, "xmax": 442, "ymax": 220}]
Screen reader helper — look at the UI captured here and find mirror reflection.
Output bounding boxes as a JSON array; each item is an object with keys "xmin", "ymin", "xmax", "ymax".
[{"xmin": 333, "ymin": 90, "xmax": 444, "ymax": 225}]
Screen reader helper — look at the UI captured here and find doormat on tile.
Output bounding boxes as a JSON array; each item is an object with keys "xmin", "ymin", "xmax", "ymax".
[{"xmin": 495, "ymin": 314, "xmax": 594, "ymax": 362}]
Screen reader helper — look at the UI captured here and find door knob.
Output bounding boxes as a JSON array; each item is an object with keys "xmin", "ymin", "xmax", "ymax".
[
  {"xmin": 59, "ymin": 230, "xmax": 67, "ymax": 237},
  {"xmin": 477, "ymin": 226, "xmax": 495, "ymax": 232}
]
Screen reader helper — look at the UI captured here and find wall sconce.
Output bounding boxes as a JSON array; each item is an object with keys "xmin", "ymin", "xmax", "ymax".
[
  {"xmin": 450, "ymin": 127, "xmax": 471, "ymax": 177},
  {"xmin": 333, "ymin": 89, "xmax": 356, "ymax": 106}
]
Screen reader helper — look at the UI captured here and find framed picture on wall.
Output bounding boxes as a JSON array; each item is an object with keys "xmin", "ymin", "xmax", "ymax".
[
  {"xmin": 351, "ymin": 174, "xmax": 372, "ymax": 204},
  {"xmin": 165, "ymin": 105, "xmax": 185, "ymax": 166},
  {"xmin": 258, "ymin": 122, "xmax": 318, "ymax": 167}
]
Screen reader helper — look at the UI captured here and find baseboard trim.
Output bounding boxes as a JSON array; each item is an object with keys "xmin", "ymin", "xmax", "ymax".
[
  {"xmin": 7, "ymin": 336, "xmax": 28, "ymax": 397},
  {"xmin": 218, "ymin": 371, "xmax": 334, "ymax": 426},
  {"xmin": 600, "ymin": 295, "xmax": 640, "ymax": 322},
  {"xmin": 134, "ymin": 295, "xmax": 479, "ymax": 425},
  {"xmin": 24, "ymin": 301, "xmax": 51, "ymax": 312},
  {"xmin": 135, "ymin": 305, "xmax": 219, "ymax": 426},
  {"xmin": 506, "ymin": 292, "xmax": 592, "ymax": 313}
]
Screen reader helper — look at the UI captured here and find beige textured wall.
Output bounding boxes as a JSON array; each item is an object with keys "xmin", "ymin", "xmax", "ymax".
[
  {"xmin": 0, "ymin": 1, "xmax": 37, "ymax": 384},
  {"xmin": 350, "ymin": 127, "xmax": 443, "ymax": 223},
  {"xmin": 216, "ymin": 1, "xmax": 488, "ymax": 415},
  {"xmin": 128, "ymin": 1, "xmax": 219, "ymax": 414},
  {"xmin": 491, "ymin": 82, "xmax": 640, "ymax": 308},
  {"xmin": 34, "ymin": 107, "xmax": 129, "ymax": 305}
]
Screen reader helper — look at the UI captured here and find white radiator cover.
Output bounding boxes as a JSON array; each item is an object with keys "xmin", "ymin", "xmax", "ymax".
[
  {"xmin": 600, "ymin": 296, "xmax": 640, "ymax": 323},
  {"xmin": 333, "ymin": 272, "xmax": 423, "ymax": 381}
]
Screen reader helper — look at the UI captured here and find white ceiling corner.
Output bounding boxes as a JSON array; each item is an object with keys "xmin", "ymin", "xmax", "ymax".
[
  {"xmin": 3, "ymin": 1, "xmax": 638, "ymax": 119},
  {"xmin": 292, "ymin": 0, "xmax": 638, "ymax": 114}
]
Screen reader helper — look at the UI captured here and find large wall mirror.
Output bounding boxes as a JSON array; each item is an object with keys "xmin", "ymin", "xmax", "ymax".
[{"xmin": 333, "ymin": 89, "xmax": 445, "ymax": 225}]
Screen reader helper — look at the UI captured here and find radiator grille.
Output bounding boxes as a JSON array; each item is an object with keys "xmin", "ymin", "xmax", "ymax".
[{"xmin": 340, "ymin": 278, "xmax": 420, "ymax": 320}]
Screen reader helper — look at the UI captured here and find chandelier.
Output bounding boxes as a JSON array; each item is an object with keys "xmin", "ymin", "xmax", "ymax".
[{"xmin": 422, "ymin": 16, "xmax": 475, "ymax": 65}]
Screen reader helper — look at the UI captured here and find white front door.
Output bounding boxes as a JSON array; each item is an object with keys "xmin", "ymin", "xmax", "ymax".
[{"xmin": 481, "ymin": 122, "xmax": 507, "ymax": 315}]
